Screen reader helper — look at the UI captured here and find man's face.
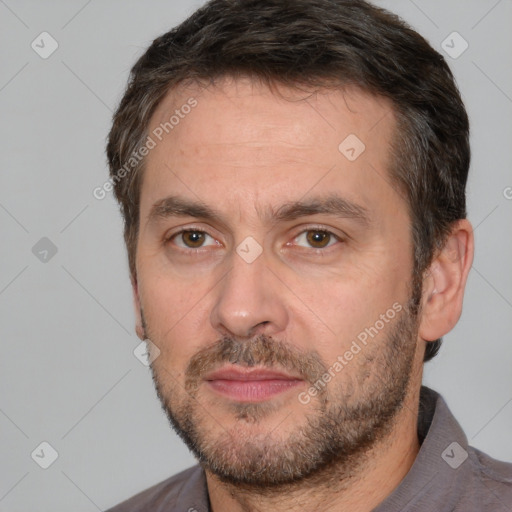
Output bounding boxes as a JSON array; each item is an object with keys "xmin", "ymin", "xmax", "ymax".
[{"xmin": 134, "ymin": 78, "xmax": 423, "ymax": 486}]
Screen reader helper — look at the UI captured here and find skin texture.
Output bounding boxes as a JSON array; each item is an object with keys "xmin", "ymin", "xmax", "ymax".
[{"xmin": 131, "ymin": 77, "xmax": 474, "ymax": 512}]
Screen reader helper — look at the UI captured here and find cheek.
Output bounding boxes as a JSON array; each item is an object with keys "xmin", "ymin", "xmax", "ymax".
[
  {"xmin": 138, "ymin": 271, "xmax": 214, "ymax": 363},
  {"xmin": 288, "ymin": 262, "xmax": 406, "ymax": 357}
]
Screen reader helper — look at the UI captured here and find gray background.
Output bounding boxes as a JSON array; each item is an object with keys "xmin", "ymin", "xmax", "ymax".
[{"xmin": 0, "ymin": 0, "xmax": 511, "ymax": 510}]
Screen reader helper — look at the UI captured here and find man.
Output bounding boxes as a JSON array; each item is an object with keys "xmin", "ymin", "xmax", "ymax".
[{"xmin": 105, "ymin": 0, "xmax": 512, "ymax": 510}]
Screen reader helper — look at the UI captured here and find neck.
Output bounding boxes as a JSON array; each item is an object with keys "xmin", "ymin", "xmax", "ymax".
[{"xmin": 206, "ymin": 384, "xmax": 422, "ymax": 512}]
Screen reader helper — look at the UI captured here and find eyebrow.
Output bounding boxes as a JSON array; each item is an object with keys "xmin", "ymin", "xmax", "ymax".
[
  {"xmin": 148, "ymin": 196, "xmax": 224, "ymax": 225},
  {"xmin": 147, "ymin": 194, "xmax": 371, "ymax": 226},
  {"xmin": 273, "ymin": 195, "xmax": 371, "ymax": 225}
]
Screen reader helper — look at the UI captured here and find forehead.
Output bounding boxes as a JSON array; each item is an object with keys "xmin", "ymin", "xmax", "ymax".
[
  {"xmin": 142, "ymin": 77, "xmax": 402, "ymax": 218},
  {"xmin": 150, "ymin": 77, "xmax": 394, "ymax": 148}
]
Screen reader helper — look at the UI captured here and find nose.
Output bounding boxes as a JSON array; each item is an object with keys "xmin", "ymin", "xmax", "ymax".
[{"xmin": 210, "ymin": 249, "xmax": 289, "ymax": 339}]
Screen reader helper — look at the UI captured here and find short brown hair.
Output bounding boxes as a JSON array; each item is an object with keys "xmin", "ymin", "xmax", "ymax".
[{"xmin": 106, "ymin": 0, "xmax": 470, "ymax": 362}]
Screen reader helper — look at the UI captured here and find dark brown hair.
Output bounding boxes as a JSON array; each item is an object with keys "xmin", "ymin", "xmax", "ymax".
[{"xmin": 106, "ymin": 0, "xmax": 470, "ymax": 362}]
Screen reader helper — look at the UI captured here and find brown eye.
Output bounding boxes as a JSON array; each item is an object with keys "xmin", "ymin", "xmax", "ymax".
[
  {"xmin": 305, "ymin": 230, "xmax": 332, "ymax": 248},
  {"xmin": 293, "ymin": 229, "xmax": 338, "ymax": 249},
  {"xmin": 180, "ymin": 230, "xmax": 207, "ymax": 248}
]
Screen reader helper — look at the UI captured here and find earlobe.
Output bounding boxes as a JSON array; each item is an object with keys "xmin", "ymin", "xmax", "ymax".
[
  {"xmin": 419, "ymin": 219, "xmax": 474, "ymax": 342},
  {"xmin": 131, "ymin": 275, "xmax": 146, "ymax": 340}
]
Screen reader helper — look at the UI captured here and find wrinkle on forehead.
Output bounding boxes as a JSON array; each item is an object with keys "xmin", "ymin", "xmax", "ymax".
[
  {"xmin": 141, "ymin": 76, "xmax": 401, "ymax": 235},
  {"xmin": 149, "ymin": 76, "xmax": 395, "ymax": 146}
]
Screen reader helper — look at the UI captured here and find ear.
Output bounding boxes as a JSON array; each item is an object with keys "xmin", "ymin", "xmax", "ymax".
[
  {"xmin": 131, "ymin": 274, "xmax": 146, "ymax": 340},
  {"xmin": 419, "ymin": 219, "xmax": 474, "ymax": 342}
]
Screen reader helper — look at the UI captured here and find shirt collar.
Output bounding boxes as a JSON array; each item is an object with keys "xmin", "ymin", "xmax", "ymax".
[{"xmin": 373, "ymin": 385, "xmax": 472, "ymax": 511}]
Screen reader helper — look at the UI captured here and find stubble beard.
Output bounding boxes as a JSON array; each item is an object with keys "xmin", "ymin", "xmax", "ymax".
[{"xmin": 144, "ymin": 295, "xmax": 420, "ymax": 491}]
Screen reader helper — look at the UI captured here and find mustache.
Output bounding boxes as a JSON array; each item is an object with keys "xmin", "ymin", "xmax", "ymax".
[{"xmin": 185, "ymin": 335, "xmax": 328, "ymax": 387}]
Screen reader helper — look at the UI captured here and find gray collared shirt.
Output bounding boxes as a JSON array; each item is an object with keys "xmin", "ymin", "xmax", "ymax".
[{"xmin": 105, "ymin": 386, "xmax": 512, "ymax": 511}]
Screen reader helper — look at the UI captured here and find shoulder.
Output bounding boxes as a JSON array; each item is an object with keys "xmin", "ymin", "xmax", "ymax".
[
  {"xmin": 462, "ymin": 446, "xmax": 512, "ymax": 510},
  {"xmin": 104, "ymin": 465, "xmax": 207, "ymax": 512}
]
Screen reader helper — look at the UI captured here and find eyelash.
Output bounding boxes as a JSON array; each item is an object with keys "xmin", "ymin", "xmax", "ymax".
[
  {"xmin": 165, "ymin": 227, "xmax": 218, "ymax": 250},
  {"xmin": 166, "ymin": 226, "xmax": 343, "ymax": 251}
]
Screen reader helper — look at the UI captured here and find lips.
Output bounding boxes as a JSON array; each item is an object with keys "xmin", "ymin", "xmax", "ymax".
[{"xmin": 204, "ymin": 366, "xmax": 304, "ymax": 402}]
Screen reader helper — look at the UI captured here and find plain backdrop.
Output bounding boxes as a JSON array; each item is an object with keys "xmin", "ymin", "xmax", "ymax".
[{"xmin": 0, "ymin": 0, "xmax": 511, "ymax": 510}]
